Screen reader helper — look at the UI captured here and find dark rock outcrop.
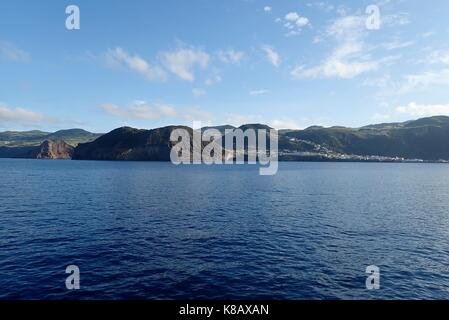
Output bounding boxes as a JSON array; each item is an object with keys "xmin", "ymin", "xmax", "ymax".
[
  {"xmin": 0, "ymin": 140, "xmax": 74, "ymax": 159},
  {"xmin": 73, "ymin": 126, "xmax": 193, "ymax": 161},
  {"xmin": 72, "ymin": 124, "xmax": 275, "ymax": 161}
]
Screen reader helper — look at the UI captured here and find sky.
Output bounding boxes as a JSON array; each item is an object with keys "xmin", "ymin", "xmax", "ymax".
[{"xmin": 1, "ymin": 0, "xmax": 449, "ymax": 133}]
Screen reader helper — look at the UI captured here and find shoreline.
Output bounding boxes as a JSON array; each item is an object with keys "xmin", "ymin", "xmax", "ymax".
[{"xmin": 0, "ymin": 157, "xmax": 447, "ymax": 164}]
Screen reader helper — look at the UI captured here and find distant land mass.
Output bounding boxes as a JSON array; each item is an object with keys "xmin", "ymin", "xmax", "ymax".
[
  {"xmin": 0, "ymin": 129, "xmax": 102, "ymax": 159},
  {"xmin": 1, "ymin": 116, "xmax": 449, "ymax": 162},
  {"xmin": 0, "ymin": 129, "xmax": 102, "ymax": 147},
  {"xmin": 280, "ymin": 116, "xmax": 449, "ymax": 161}
]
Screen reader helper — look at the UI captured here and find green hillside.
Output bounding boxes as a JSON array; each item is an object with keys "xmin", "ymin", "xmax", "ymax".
[
  {"xmin": 284, "ymin": 116, "xmax": 449, "ymax": 160},
  {"xmin": 0, "ymin": 129, "xmax": 103, "ymax": 147}
]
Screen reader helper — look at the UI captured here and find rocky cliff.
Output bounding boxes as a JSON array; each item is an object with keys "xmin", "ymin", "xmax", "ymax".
[
  {"xmin": 36, "ymin": 140, "xmax": 74, "ymax": 159},
  {"xmin": 0, "ymin": 140, "xmax": 74, "ymax": 159},
  {"xmin": 73, "ymin": 126, "xmax": 192, "ymax": 161}
]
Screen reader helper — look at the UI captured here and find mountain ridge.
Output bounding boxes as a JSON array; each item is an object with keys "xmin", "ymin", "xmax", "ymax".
[
  {"xmin": 0, "ymin": 128, "xmax": 103, "ymax": 148},
  {"xmin": 2, "ymin": 116, "xmax": 449, "ymax": 161}
]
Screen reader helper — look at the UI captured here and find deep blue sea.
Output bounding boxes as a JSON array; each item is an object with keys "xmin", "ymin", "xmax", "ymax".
[{"xmin": 1, "ymin": 159, "xmax": 449, "ymax": 300}]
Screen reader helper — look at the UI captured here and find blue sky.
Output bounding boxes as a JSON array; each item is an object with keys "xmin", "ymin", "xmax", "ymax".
[{"xmin": 1, "ymin": 0, "xmax": 449, "ymax": 133}]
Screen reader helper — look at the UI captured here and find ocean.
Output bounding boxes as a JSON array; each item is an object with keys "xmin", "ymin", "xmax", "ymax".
[{"xmin": 1, "ymin": 159, "xmax": 449, "ymax": 299}]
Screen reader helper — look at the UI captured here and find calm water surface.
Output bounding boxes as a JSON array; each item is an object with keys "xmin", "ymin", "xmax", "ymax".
[{"xmin": 1, "ymin": 159, "xmax": 449, "ymax": 299}]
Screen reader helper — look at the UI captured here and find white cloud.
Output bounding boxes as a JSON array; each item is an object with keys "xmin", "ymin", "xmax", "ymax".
[
  {"xmin": 306, "ymin": 2, "xmax": 335, "ymax": 12},
  {"xmin": 180, "ymin": 107, "xmax": 213, "ymax": 122},
  {"xmin": 371, "ymin": 113, "xmax": 391, "ymax": 121},
  {"xmin": 100, "ymin": 101, "xmax": 176, "ymax": 120},
  {"xmin": 222, "ymin": 116, "xmax": 301, "ymax": 129},
  {"xmin": 292, "ymin": 15, "xmax": 383, "ymax": 79},
  {"xmin": 106, "ymin": 47, "xmax": 167, "ymax": 81},
  {"xmin": 382, "ymin": 13, "xmax": 411, "ymax": 27},
  {"xmin": 226, "ymin": 114, "xmax": 264, "ymax": 127},
  {"xmin": 428, "ymin": 51, "xmax": 449, "ymax": 65},
  {"xmin": 162, "ymin": 47, "xmax": 210, "ymax": 81},
  {"xmin": 326, "ymin": 15, "xmax": 365, "ymax": 39},
  {"xmin": 205, "ymin": 73, "xmax": 222, "ymax": 86},
  {"xmin": 365, "ymin": 68, "xmax": 449, "ymax": 96},
  {"xmin": 285, "ymin": 12, "xmax": 300, "ymax": 21},
  {"xmin": 396, "ymin": 102, "xmax": 449, "ymax": 117},
  {"xmin": 264, "ymin": 6, "xmax": 272, "ymax": 12},
  {"xmin": 261, "ymin": 45, "xmax": 280, "ymax": 67},
  {"xmin": 101, "ymin": 45, "xmax": 214, "ymax": 83},
  {"xmin": 192, "ymin": 88, "xmax": 207, "ymax": 97},
  {"xmin": 382, "ymin": 40, "xmax": 414, "ymax": 50},
  {"xmin": 217, "ymin": 49, "xmax": 245, "ymax": 64},
  {"xmin": 0, "ymin": 41, "xmax": 30, "ymax": 62},
  {"xmin": 420, "ymin": 31, "xmax": 435, "ymax": 38},
  {"xmin": 279, "ymin": 12, "xmax": 310, "ymax": 36},
  {"xmin": 397, "ymin": 69, "xmax": 449, "ymax": 94},
  {"xmin": 224, "ymin": 115, "xmax": 301, "ymax": 129},
  {"xmin": 0, "ymin": 104, "xmax": 52, "ymax": 124},
  {"xmin": 249, "ymin": 89, "xmax": 267, "ymax": 96},
  {"xmin": 270, "ymin": 119, "xmax": 301, "ymax": 129},
  {"xmin": 362, "ymin": 73, "xmax": 392, "ymax": 88},
  {"xmin": 99, "ymin": 101, "xmax": 212, "ymax": 122},
  {"xmin": 291, "ymin": 41, "xmax": 379, "ymax": 79}
]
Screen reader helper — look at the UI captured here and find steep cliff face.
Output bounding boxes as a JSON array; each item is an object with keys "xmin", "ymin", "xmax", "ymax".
[
  {"xmin": 36, "ymin": 140, "xmax": 74, "ymax": 159},
  {"xmin": 73, "ymin": 126, "xmax": 192, "ymax": 161}
]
